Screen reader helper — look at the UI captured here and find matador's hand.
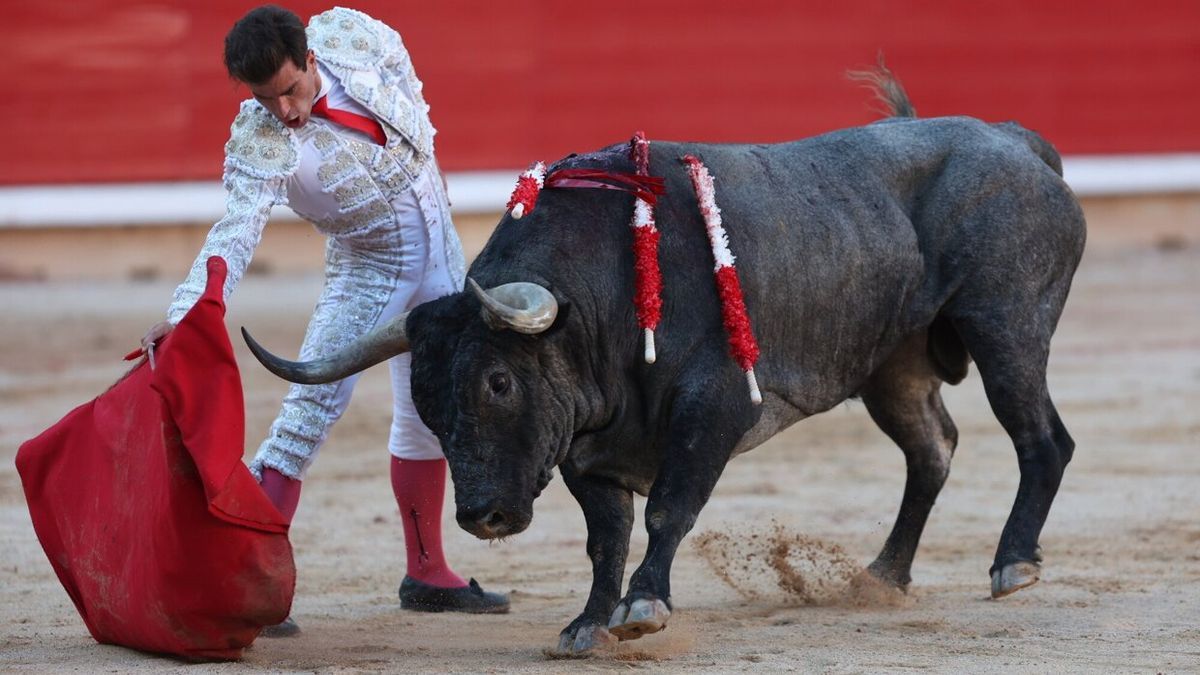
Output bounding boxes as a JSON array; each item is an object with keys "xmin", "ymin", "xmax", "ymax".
[{"xmin": 141, "ymin": 321, "xmax": 175, "ymax": 350}]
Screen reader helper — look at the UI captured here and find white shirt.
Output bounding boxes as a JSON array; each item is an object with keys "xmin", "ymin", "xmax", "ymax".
[
  {"xmin": 312, "ymin": 61, "xmax": 380, "ymax": 145},
  {"xmin": 285, "ymin": 63, "xmax": 391, "ymax": 224}
]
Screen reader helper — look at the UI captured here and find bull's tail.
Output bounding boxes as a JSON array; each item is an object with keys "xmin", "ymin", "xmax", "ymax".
[
  {"xmin": 848, "ymin": 56, "xmax": 917, "ymax": 118},
  {"xmin": 848, "ymin": 58, "xmax": 1063, "ymax": 177},
  {"xmin": 848, "ymin": 58, "xmax": 966, "ymax": 383}
]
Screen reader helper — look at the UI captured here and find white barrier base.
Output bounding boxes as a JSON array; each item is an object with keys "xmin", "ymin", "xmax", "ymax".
[{"xmin": 1, "ymin": 156, "xmax": 1198, "ymax": 228}]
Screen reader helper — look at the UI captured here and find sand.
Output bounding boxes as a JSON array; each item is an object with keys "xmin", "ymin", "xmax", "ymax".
[{"xmin": 1, "ymin": 216, "xmax": 1198, "ymax": 673}]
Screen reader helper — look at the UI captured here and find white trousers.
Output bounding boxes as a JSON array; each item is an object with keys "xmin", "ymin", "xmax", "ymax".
[{"xmin": 249, "ymin": 166, "xmax": 460, "ymax": 480}]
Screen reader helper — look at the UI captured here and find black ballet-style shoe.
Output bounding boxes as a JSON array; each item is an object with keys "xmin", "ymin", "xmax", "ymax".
[
  {"xmin": 398, "ymin": 576, "xmax": 510, "ymax": 614},
  {"xmin": 258, "ymin": 615, "xmax": 302, "ymax": 638}
]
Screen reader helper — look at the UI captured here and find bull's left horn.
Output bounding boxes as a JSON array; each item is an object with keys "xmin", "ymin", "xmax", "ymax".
[
  {"xmin": 242, "ymin": 312, "xmax": 411, "ymax": 385},
  {"xmin": 468, "ymin": 278, "xmax": 558, "ymax": 334}
]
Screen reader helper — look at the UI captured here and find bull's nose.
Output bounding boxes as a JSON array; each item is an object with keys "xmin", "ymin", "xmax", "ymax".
[{"xmin": 456, "ymin": 505, "xmax": 510, "ymax": 539}]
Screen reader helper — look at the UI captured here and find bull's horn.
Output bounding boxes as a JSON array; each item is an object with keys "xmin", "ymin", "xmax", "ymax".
[
  {"xmin": 468, "ymin": 278, "xmax": 558, "ymax": 334},
  {"xmin": 241, "ymin": 312, "xmax": 410, "ymax": 385}
]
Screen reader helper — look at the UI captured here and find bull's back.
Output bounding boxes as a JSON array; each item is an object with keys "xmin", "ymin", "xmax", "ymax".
[
  {"xmin": 651, "ymin": 126, "xmax": 936, "ymax": 415},
  {"xmin": 649, "ymin": 116, "xmax": 1080, "ymax": 430}
]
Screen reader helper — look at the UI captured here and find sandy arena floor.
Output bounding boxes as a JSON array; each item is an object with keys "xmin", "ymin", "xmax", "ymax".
[{"xmin": 1, "ymin": 216, "xmax": 1198, "ymax": 673}]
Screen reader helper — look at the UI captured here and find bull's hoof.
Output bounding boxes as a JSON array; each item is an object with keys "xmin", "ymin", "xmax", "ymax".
[
  {"xmin": 555, "ymin": 621, "xmax": 617, "ymax": 654},
  {"xmin": 845, "ymin": 568, "xmax": 909, "ymax": 607},
  {"xmin": 990, "ymin": 561, "xmax": 1041, "ymax": 599},
  {"xmin": 607, "ymin": 596, "xmax": 670, "ymax": 641},
  {"xmin": 865, "ymin": 560, "xmax": 912, "ymax": 592}
]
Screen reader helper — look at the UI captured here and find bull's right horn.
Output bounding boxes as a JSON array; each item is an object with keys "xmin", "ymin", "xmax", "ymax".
[
  {"xmin": 242, "ymin": 311, "xmax": 411, "ymax": 385},
  {"xmin": 469, "ymin": 278, "xmax": 558, "ymax": 334}
]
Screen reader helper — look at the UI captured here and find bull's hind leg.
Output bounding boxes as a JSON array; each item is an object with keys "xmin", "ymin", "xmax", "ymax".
[
  {"xmin": 861, "ymin": 333, "xmax": 959, "ymax": 589},
  {"xmin": 953, "ymin": 319, "xmax": 1075, "ymax": 598}
]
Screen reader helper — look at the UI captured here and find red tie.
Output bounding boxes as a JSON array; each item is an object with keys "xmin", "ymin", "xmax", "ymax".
[{"xmin": 311, "ymin": 96, "xmax": 387, "ymax": 145}]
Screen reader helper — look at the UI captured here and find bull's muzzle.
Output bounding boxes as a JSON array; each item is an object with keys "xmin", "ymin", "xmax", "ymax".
[{"xmin": 456, "ymin": 500, "xmax": 529, "ymax": 540}]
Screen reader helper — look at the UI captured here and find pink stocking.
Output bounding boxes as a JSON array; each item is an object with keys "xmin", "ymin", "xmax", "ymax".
[
  {"xmin": 259, "ymin": 467, "xmax": 301, "ymax": 524},
  {"xmin": 391, "ymin": 457, "xmax": 466, "ymax": 588}
]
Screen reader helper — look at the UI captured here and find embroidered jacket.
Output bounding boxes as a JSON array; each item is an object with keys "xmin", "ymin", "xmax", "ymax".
[{"xmin": 166, "ymin": 7, "xmax": 464, "ymax": 323}]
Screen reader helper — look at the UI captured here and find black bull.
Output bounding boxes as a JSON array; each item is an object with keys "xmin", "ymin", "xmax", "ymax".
[{"xmin": 244, "ymin": 93, "xmax": 1085, "ymax": 653}]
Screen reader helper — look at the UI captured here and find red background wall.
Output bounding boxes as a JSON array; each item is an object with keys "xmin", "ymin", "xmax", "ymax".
[{"xmin": 3, "ymin": 1, "xmax": 1198, "ymax": 185}]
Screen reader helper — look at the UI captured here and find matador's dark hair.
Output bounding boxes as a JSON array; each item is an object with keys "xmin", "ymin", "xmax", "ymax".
[{"xmin": 223, "ymin": 5, "xmax": 308, "ymax": 85}]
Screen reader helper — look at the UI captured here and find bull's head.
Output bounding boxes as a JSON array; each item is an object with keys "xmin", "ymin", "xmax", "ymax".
[{"xmin": 242, "ymin": 279, "xmax": 569, "ymax": 540}]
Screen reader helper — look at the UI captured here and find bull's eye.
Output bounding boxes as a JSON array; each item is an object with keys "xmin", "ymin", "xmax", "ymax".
[{"xmin": 487, "ymin": 372, "xmax": 510, "ymax": 397}]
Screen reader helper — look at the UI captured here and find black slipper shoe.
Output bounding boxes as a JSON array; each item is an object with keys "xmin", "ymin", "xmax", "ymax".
[
  {"xmin": 258, "ymin": 615, "xmax": 302, "ymax": 638},
  {"xmin": 398, "ymin": 576, "xmax": 510, "ymax": 614}
]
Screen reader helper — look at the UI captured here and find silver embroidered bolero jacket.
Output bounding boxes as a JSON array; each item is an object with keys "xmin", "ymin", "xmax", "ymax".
[{"xmin": 166, "ymin": 7, "xmax": 466, "ymax": 324}]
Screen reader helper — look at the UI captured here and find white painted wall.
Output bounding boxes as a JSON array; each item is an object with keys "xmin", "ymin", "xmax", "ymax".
[{"xmin": 1, "ymin": 156, "xmax": 1198, "ymax": 228}]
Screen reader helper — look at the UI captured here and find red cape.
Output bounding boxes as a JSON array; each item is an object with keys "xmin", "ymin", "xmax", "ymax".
[{"xmin": 16, "ymin": 256, "xmax": 295, "ymax": 661}]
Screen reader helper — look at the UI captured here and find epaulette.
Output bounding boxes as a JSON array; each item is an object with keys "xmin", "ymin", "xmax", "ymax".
[
  {"xmin": 223, "ymin": 100, "xmax": 301, "ymax": 180},
  {"xmin": 306, "ymin": 7, "xmax": 388, "ymax": 69}
]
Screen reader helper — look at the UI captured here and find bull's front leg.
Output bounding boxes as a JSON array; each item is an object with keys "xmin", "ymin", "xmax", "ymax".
[
  {"xmin": 608, "ymin": 400, "xmax": 738, "ymax": 641},
  {"xmin": 557, "ymin": 471, "xmax": 634, "ymax": 654}
]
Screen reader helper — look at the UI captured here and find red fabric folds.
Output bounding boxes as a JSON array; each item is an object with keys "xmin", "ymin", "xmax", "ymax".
[{"xmin": 15, "ymin": 256, "xmax": 294, "ymax": 661}]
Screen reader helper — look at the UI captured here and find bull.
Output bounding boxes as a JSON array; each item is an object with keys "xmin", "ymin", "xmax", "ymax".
[{"xmin": 244, "ymin": 70, "xmax": 1086, "ymax": 653}]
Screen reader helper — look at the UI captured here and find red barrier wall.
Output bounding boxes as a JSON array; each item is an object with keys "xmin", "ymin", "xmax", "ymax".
[{"xmin": 4, "ymin": 1, "xmax": 1198, "ymax": 185}]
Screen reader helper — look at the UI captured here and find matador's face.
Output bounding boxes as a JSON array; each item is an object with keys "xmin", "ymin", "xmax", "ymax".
[{"xmin": 247, "ymin": 50, "xmax": 322, "ymax": 130}]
